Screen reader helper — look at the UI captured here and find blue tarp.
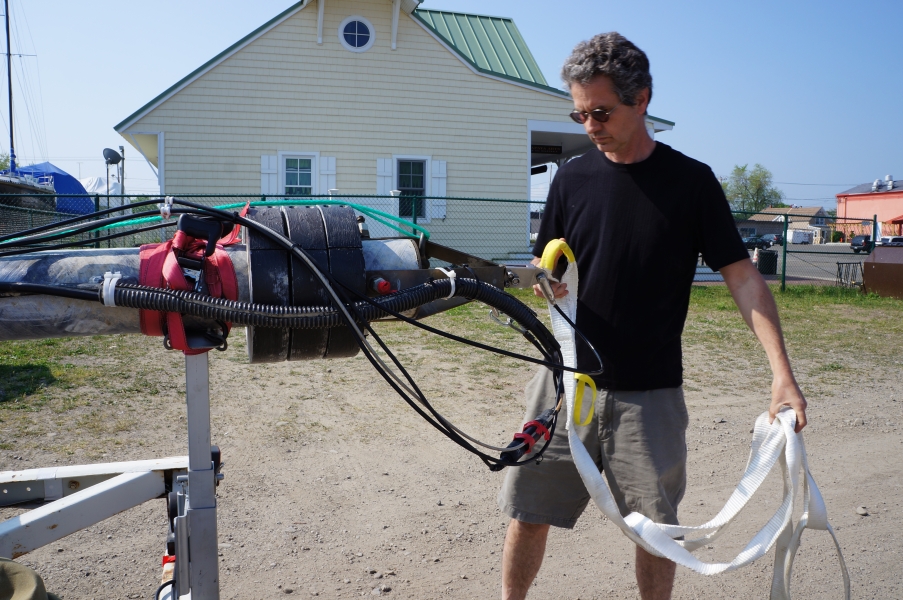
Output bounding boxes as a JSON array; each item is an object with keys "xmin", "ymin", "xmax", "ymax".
[{"xmin": 1, "ymin": 162, "xmax": 94, "ymax": 214}]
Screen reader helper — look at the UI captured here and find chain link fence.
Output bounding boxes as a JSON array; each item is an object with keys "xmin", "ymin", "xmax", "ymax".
[
  {"xmin": 1, "ymin": 195, "xmax": 886, "ymax": 290},
  {"xmin": 732, "ymin": 210, "xmax": 880, "ymax": 290}
]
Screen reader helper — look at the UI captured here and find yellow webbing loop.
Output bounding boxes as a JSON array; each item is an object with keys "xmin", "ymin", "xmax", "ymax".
[
  {"xmin": 539, "ymin": 239, "xmax": 576, "ymax": 271},
  {"xmin": 573, "ymin": 373, "xmax": 596, "ymax": 426}
]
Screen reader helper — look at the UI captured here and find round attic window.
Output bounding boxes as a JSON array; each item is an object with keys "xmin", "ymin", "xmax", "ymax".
[{"xmin": 338, "ymin": 16, "xmax": 375, "ymax": 53}]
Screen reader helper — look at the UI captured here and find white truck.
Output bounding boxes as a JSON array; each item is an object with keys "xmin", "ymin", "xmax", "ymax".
[{"xmin": 788, "ymin": 229, "xmax": 814, "ymax": 244}]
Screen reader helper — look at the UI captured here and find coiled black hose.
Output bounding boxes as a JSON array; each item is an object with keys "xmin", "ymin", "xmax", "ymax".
[{"xmin": 109, "ymin": 279, "xmax": 559, "ymax": 354}]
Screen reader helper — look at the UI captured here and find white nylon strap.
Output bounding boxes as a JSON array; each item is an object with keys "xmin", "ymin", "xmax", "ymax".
[
  {"xmin": 437, "ymin": 268, "xmax": 456, "ymax": 300},
  {"xmin": 548, "ymin": 254, "xmax": 849, "ymax": 598},
  {"xmin": 102, "ymin": 271, "xmax": 122, "ymax": 307}
]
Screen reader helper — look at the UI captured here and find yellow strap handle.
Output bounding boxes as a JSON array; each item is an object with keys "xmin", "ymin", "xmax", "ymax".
[
  {"xmin": 573, "ymin": 373, "xmax": 596, "ymax": 427},
  {"xmin": 539, "ymin": 239, "xmax": 576, "ymax": 271}
]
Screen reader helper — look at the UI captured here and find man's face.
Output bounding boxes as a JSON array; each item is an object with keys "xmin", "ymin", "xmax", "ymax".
[{"xmin": 570, "ymin": 75, "xmax": 650, "ymax": 155}]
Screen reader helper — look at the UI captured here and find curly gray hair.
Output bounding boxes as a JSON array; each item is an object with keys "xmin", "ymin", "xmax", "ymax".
[{"xmin": 561, "ymin": 32, "xmax": 652, "ymax": 107}]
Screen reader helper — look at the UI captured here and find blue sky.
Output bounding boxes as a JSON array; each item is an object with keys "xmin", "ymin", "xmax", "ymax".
[{"xmin": 3, "ymin": 0, "xmax": 901, "ymax": 209}]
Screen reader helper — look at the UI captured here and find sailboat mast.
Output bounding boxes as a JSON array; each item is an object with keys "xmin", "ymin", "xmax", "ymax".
[{"xmin": 4, "ymin": 0, "xmax": 13, "ymax": 171}]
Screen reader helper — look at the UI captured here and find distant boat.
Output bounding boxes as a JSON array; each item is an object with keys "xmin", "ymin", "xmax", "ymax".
[{"xmin": 0, "ymin": 0, "xmax": 55, "ymax": 210}]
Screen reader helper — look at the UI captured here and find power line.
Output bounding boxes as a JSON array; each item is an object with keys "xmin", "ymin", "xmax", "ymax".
[
  {"xmin": 783, "ymin": 197, "xmax": 838, "ymax": 201},
  {"xmin": 775, "ymin": 182, "xmax": 858, "ymax": 186}
]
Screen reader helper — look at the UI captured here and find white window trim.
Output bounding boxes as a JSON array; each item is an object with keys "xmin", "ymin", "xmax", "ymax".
[
  {"xmin": 278, "ymin": 150, "xmax": 320, "ymax": 196},
  {"xmin": 393, "ymin": 154, "xmax": 432, "ymax": 223},
  {"xmin": 338, "ymin": 15, "xmax": 376, "ymax": 53}
]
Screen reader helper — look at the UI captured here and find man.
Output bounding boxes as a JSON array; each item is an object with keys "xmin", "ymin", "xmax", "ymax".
[{"xmin": 497, "ymin": 33, "xmax": 807, "ymax": 600}]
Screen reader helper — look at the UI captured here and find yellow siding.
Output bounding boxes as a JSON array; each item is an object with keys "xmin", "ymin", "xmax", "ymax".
[{"xmin": 122, "ymin": 0, "xmax": 576, "ymax": 256}]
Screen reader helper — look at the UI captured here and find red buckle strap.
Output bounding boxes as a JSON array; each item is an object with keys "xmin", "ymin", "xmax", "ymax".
[{"xmin": 138, "ymin": 235, "xmax": 238, "ymax": 355}]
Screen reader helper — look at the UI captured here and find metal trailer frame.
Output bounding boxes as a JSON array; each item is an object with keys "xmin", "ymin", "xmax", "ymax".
[{"xmin": 0, "ymin": 352, "xmax": 222, "ymax": 599}]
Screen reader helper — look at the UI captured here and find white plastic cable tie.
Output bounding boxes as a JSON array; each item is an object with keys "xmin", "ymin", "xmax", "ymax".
[
  {"xmin": 159, "ymin": 195, "xmax": 175, "ymax": 219},
  {"xmin": 437, "ymin": 267, "xmax": 456, "ymax": 299},
  {"xmin": 102, "ymin": 271, "xmax": 122, "ymax": 307}
]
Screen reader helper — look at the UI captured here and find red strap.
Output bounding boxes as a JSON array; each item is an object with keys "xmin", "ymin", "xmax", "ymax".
[
  {"xmin": 162, "ymin": 555, "xmax": 176, "ymax": 566},
  {"xmin": 513, "ymin": 432, "xmax": 538, "ymax": 455},
  {"xmin": 219, "ymin": 200, "xmax": 250, "ymax": 246},
  {"xmin": 512, "ymin": 420, "xmax": 551, "ymax": 456},
  {"xmin": 138, "ymin": 242, "xmax": 172, "ymax": 337},
  {"xmin": 137, "ymin": 235, "xmax": 239, "ymax": 355},
  {"xmin": 522, "ymin": 420, "xmax": 551, "ymax": 441}
]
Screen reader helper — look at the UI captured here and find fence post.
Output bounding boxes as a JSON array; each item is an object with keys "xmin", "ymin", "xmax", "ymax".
[
  {"xmin": 872, "ymin": 215, "xmax": 878, "ymax": 252},
  {"xmin": 106, "ymin": 195, "xmax": 112, "ymax": 249},
  {"xmin": 94, "ymin": 195, "xmax": 100, "ymax": 248},
  {"xmin": 780, "ymin": 215, "xmax": 789, "ymax": 291}
]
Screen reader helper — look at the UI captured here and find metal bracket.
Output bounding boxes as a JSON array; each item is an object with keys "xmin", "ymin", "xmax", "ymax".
[
  {"xmin": 489, "ymin": 307, "xmax": 527, "ymax": 334},
  {"xmin": 501, "ymin": 265, "xmax": 549, "ymax": 290}
]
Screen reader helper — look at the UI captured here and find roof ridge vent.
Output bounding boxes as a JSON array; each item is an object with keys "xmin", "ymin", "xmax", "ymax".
[
  {"xmin": 886, "ymin": 175, "xmax": 894, "ymax": 191},
  {"xmin": 872, "ymin": 179, "xmax": 881, "ymax": 191}
]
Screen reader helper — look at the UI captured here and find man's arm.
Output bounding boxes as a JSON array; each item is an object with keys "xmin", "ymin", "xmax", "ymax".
[{"xmin": 720, "ymin": 258, "xmax": 807, "ymax": 432}]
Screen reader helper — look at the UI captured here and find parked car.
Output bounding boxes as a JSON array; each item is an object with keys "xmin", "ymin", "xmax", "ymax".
[
  {"xmin": 742, "ymin": 235, "xmax": 771, "ymax": 249},
  {"xmin": 850, "ymin": 234, "xmax": 871, "ymax": 253},
  {"xmin": 760, "ymin": 233, "xmax": 783, "ymax": 246},
  {"xmin": 883, "ymin": 236, "xmax": 903, "ymax": 247}
]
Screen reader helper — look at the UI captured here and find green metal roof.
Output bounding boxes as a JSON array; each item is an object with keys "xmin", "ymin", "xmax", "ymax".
[{"xmin": 413, "ymin": 9, "xmax": 568, "ymax": 97}]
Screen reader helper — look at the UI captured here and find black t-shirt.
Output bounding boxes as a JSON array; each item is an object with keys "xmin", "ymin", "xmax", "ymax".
[{"xmin": 533, "ymin": 142, "xmax": 748, "ymax": 391}]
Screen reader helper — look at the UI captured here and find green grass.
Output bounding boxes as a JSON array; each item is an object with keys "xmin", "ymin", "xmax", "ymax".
[
  {"xmin": 0, "ymin": 337, "xmax": 104, "ymax": 410},
  {"xmin": 685, "ymin": 284, "xmax": 903, "ymax": 364}
]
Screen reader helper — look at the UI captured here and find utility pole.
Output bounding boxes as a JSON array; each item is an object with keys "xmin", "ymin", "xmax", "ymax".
[
  {"xmin": 119, "ymin": 145, "xmax": 125, "ymax": 204},
  {"xmin": 5, "ymin": 0, "xmax": 15, "ymax": 172}
]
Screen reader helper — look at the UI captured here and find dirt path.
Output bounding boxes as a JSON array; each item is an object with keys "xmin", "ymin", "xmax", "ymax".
[{"xmin": 2, "ymin": 299, "xmax": 901, "ymax": 599}]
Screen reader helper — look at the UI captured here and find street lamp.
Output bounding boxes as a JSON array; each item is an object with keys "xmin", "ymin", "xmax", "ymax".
[
  {"xmin": 103, "ymin": 148, "xmax": 123, "ymax": 248},
  {"xmin": 103, "ymin": 148, "xmax": 122, "ymax": 205}
]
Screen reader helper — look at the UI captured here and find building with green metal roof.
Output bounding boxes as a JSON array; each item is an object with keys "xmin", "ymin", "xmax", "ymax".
[{"xmin": 115, "ymin": 0, "xmax": 673, "ymax": 258}]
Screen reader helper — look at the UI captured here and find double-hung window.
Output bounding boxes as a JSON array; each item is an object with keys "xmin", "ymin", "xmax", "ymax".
[
  {"xmin": 285, "ymin": 157, "xmax": 313, "ymax": 196},
  {"xmin": 397, "ymin": 160, "xmax": 426, "ymax": 219}
]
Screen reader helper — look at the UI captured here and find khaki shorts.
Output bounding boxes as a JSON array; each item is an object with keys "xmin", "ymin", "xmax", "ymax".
[{"xmin": 497, "ymin": 368, "xmax": 689, "ymax": 528}]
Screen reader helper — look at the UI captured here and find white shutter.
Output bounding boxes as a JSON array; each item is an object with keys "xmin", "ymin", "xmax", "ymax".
[
  {"xmin": 319, "ymin": 156, "xmax": 336, "ymax": 193},
  {"xmin": 261, "ymin": 155, "xmax": 278, "ymax": 195},
  {"xmin": 365, "ymin": 158, "xmax": 397, "ymax": 238},
  {"xmin": 376, "ymin": 158, "xmax": 393, "ymax": 195},
  {"xmin": 430, "ymin": 160, "xmax": 447, "ymax": 219}
]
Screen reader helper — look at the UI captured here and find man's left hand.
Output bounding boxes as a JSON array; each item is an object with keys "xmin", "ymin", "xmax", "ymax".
[{"xmin": 769, "ymin": 375, "xmax": 807, "ymax": 433}]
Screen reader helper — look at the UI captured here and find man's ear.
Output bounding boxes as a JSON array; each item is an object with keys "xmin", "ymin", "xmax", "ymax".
[{"xmin": 636, "ymin": 87, "xmax": 651, "ymax": 114}]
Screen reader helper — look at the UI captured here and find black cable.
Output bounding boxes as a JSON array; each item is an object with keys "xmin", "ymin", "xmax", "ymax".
[
  {"xmin": 552, "ymin": 304, "xmax": 605, "ymax": 377},
  {"xmin": 0, "ymin": 221, "xmax": 176, "ymax": 258},
  {"xmin": 0, "ymin": 282, "xmax": 100, "ymax": 301},
  {"xmin": 0, "ymin": 198, "xmax": 164, "ymax": 244},
  {"xmin": 0, "ymin": 208, "xmax": 170, "ymax": 250},
  {"xmin": 154, "ymin": 579, "xmax": 174, "ymax": 600},
  {"xmin": 341, "ymin": 280, "xmax": 595, "ymax": 375},
  {"xmin": 0, "ymin": 198, "xmax": 583, "ymax": 468},
  {"xmin": 160, "ymin": 199, "xmax": 546, "ymax": 465}
]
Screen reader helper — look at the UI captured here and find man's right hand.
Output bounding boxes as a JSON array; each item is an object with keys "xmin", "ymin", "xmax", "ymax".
[
  {"xmin": 530, "ymin": 250, "xmax": 569, "ymax": 299},
  {"xmin": 533, "ymin": 280, "xmax": 568, "ymax": 299}
]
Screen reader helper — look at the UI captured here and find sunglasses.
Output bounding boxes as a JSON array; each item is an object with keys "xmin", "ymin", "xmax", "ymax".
[{"xmin": 569, "ymin": 101, "xmax": 622, "ymax": 124}]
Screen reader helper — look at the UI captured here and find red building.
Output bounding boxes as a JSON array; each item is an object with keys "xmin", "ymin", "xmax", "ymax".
[{"xmin": 836, "ymin": 176, "xmax": 903, "ymax": 237}]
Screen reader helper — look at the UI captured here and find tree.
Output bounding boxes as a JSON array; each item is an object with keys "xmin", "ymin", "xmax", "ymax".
[
  {"xmin": 0, "ymin": 152, "xmax": 8, "ymax": 171},
  {"xmin": 721, "ymin": 164, "xmax": 785, "ymax": 215}
]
